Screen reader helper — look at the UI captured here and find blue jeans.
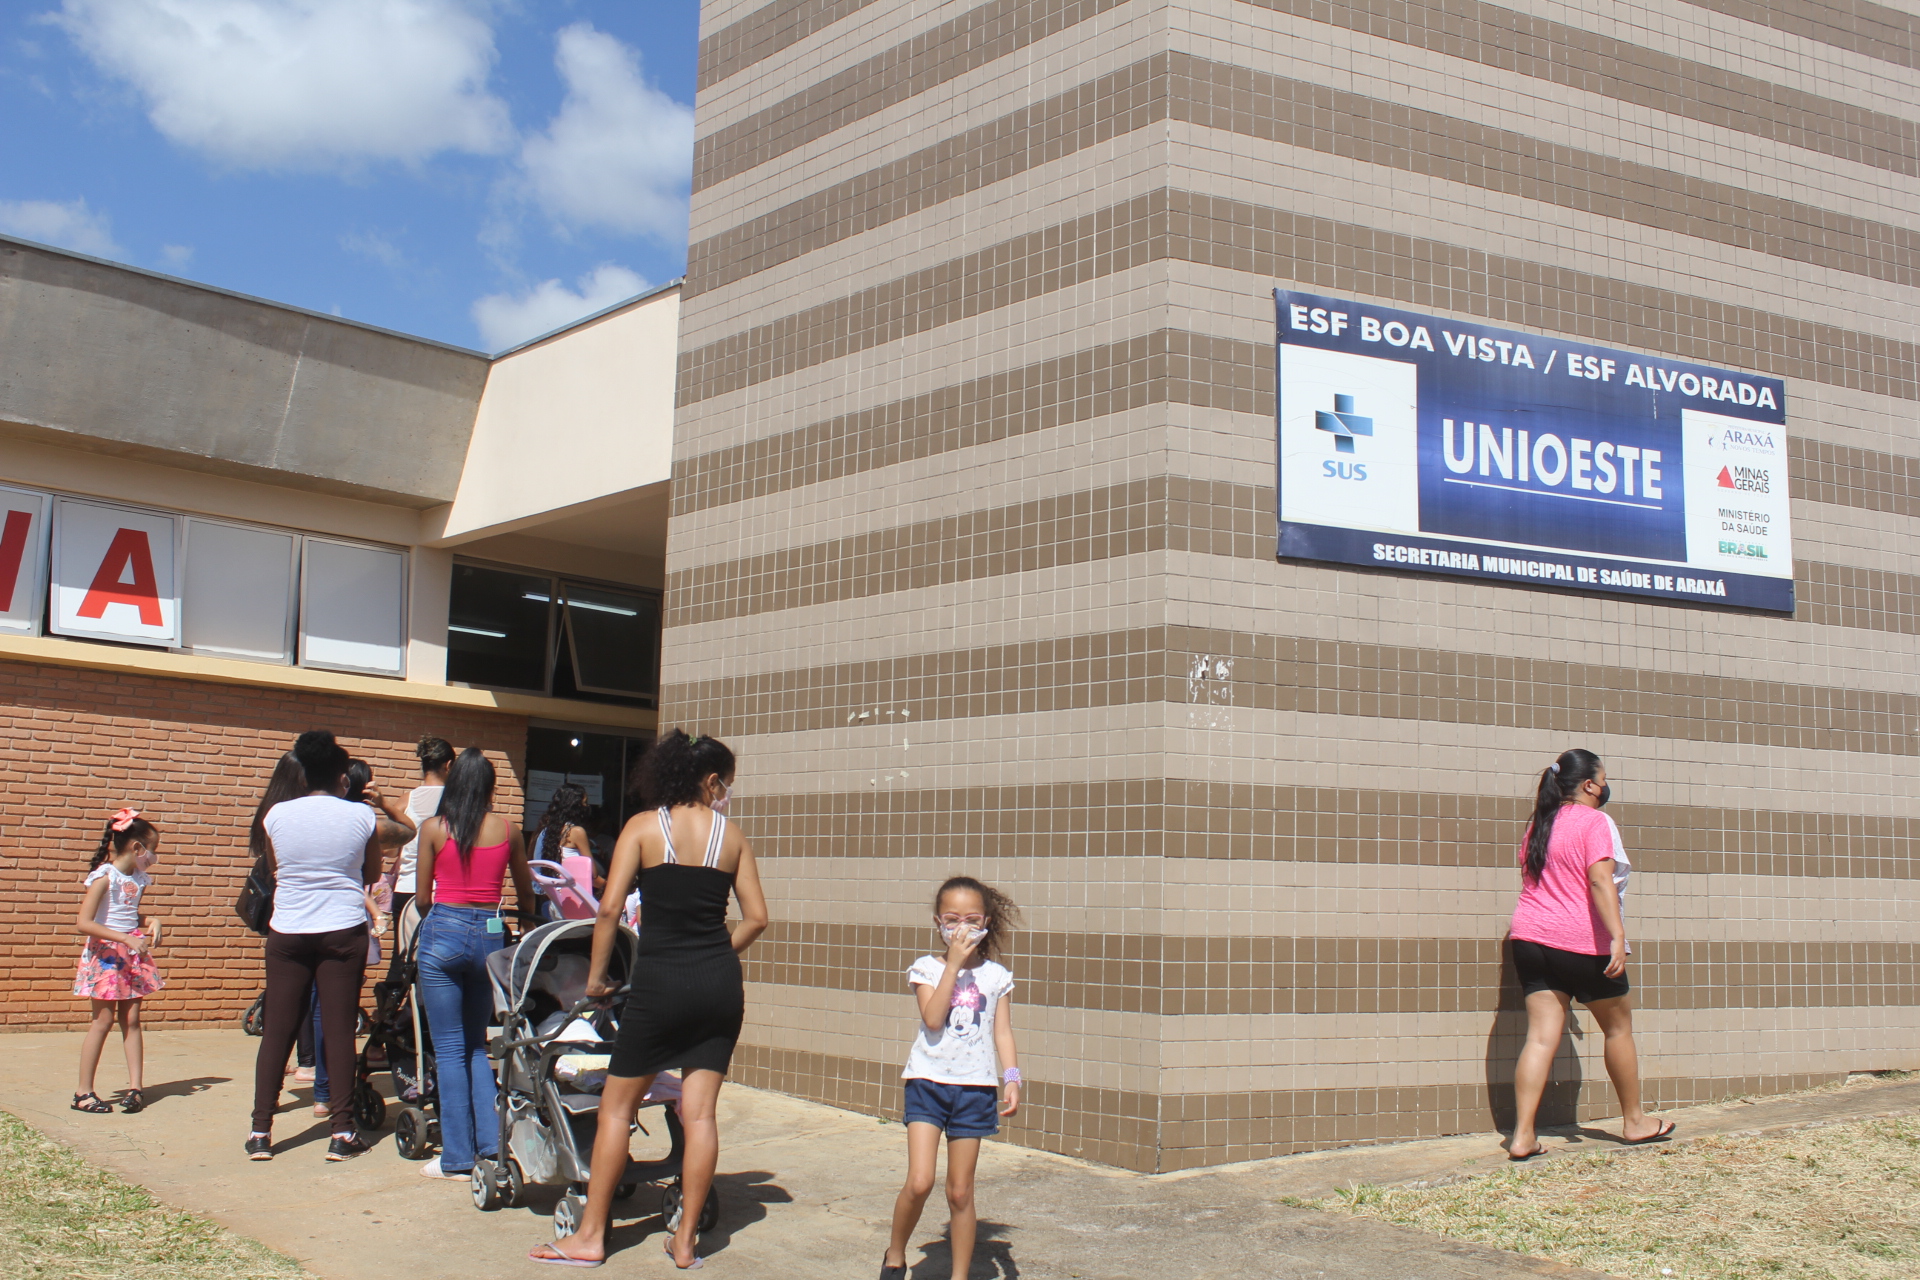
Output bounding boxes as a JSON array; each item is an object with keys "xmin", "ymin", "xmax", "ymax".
[
  {"xmin": 311, "ymin": 984, "xmax": 328, "ymax": 1104},
  {"xmin": 417, "ymin": 905, "xmax": 501, "ymax": 1173}
]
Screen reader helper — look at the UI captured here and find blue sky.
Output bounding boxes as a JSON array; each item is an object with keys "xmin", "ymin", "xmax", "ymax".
[{"xmin": 0, "ymin": 0, "xmax": 702, "ymax": 352}]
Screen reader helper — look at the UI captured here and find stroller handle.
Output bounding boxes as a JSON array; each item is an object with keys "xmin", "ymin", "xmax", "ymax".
[{"xmin": 497, "ymin": 985, "xmax": 631, "ymax": 1054}]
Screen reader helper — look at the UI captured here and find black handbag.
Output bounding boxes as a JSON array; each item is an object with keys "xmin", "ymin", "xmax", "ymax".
[{"xmin": 235, "ymin": 856, "xmax": 275, "ymax": 935}]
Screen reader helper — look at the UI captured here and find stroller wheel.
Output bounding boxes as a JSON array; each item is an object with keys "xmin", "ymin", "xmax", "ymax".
[
  {"xmin": 242, "ymin": 992, "xmax": 266, "ymax": 1037},
  {"xmin": 660, "ymin": 1183, "xmax": 720, "ymax": 1234},
  {"xmin": 501, "ymin": 1157, "xmax": 524, "ymax": 1209},
  {"xmin": 553, "ymin": 1191, "xmax": 586, "ymax": 1240},
  {"xmin": 471, "ymin": 1158, "xmax": 505, "ymax": 1212},
  {"xmin": 352, "ymin": 1082, "xmax": 387, "ymax": 1132},
  {"xmin": 394, "ymin": 1106, "xmax": 431, "ymax": 1160}
]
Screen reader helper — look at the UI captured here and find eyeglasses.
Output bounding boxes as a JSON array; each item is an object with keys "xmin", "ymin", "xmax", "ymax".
[{"xmin": 937, "ymin": 914, "xmax": 987, "ymax": 927}]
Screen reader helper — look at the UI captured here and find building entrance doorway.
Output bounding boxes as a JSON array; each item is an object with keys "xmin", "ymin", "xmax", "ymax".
[{"xmin": 522, "ymin": 725, "xmax": 655, "ymax": 870}]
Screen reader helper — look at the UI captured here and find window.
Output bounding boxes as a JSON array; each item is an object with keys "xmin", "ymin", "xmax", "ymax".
[
  {"xmin": 181, "ymin": 519, "xmax": 297, "ymax": 663},
  {"xmin": 448, "ymin": 560, "xmax": 659, "ymax": 704},
  {"xmin": 300, "ymin": 537, "xmax": 407, "ymax": 676},
  {"xmin": 447, "ymin": 563, "xmax": 552, "ymax": 692},
  {"xmin": 560, "ymin": 582, "xmax": 660, "ymax": 699},
  {"xmin": 49, "ymin": 498, "xmax": 179, "ymax": 647},
  {"xmin": 0, "ymin": 484, "xmax": 50, "ymax": 636}
]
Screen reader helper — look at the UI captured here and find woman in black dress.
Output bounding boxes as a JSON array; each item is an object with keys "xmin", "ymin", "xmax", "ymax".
[{"xmin": 533, "ymin": 731, "xmax": 769, "ymax": 1270}]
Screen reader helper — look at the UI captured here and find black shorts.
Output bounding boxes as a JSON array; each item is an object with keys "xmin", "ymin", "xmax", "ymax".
[{"xmin": 1511, "ymin": 938, "xmax": 1629, "ymax": 1004}]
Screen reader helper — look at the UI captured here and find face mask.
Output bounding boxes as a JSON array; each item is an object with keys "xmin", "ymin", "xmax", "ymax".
[
  {"xmin": 134, "ymin": 849, "xmax": 158, "ymax": 871},
  {"xmin": 938, "ymin": 920, "xmax": 986, "ymax": 946},
  {"xmin": 1596, "ymin": 784, "xmax": 1611, "ymax": 808},
  {"xmin": 711, "ymin": 782, "xmax": 732, "ymax": 814}
]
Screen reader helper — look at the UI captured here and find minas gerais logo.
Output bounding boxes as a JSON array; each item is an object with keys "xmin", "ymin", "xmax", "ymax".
[{"xmin": 1316, "ymin": 392, "xmax": 1371, "ymax": 480}]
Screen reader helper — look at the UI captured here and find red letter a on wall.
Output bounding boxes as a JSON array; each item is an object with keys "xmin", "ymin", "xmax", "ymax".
[
  {"xmin": 77, "ymin": 528, "xmax": 163, "ymax": 625},
  {"xmin": 0, "ymin": 509, "xmax": 30, "ymax": 612}
]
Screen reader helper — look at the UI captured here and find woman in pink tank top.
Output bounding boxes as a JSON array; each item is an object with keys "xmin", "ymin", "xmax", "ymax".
[
  {"xmin": 412, "ymin": 748, "xmax": 532, "ymax": 1181},
  {"xmin": 1504, "ymin": 748, "xmax": 1672, "ymax": 1162}
]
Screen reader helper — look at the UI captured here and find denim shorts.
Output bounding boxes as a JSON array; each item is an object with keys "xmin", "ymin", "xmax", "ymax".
[{"xmin": 903, "ymin": 1077, "xmax": 999, "ymax": 1138}]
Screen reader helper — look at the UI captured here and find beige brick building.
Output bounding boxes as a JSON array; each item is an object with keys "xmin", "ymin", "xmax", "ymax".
[{"xmin": 666, "ymin": 0, "xmax": 1920, "ymax": 1170}]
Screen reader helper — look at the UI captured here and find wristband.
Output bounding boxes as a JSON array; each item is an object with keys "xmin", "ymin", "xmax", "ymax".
[{"xmin": 1002, "ymin": 1067, "xmax": 1021, "ymax": 1085}]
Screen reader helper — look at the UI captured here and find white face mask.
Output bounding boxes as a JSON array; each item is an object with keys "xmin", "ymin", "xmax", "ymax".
[{"xmin": 710, "ymin": 781, "xmax": 733, "ymax": 814}]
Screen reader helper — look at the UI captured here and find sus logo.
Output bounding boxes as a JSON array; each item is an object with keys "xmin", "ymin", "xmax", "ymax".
[{"xmin": 1315, "ymin": 394, "xmax": 1373, "ymax": 454}]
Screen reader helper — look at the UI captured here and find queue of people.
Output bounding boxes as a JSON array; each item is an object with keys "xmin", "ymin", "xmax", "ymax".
[{"xmin": 66, "ymin": 732, "xmax": 1657, "ymax": 1273}]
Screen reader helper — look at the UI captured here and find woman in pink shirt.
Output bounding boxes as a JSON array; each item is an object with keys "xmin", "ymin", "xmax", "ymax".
[
  {"xmin": 412, "ymin": 748, "xmax": 533, "ymax": 1182},
  {"xmin": 1506, "ymin": 748, "xmax": 1673, "ymax": 1160}
]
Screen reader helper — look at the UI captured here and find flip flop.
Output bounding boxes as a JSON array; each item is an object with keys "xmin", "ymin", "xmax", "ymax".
[
  {"xmin": 663, "ymin": 1239, "xmax": 704, "ymax": 1269},
  {"xmin": 1622, "ymin": 1120, "xmax": 1676, "ymax": 1145},
  {"xmin": 528, "ymin": 1242, "xmax": 602, "ymax": 1268},
  {"xmin": 1507, "ymin": 1144, "xmax": 1546, "ymax": 1161}
]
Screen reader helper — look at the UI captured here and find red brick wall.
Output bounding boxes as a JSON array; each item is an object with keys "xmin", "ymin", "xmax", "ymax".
[{"xmin": 0, "ymin": 658, "xmax": 527, "ymax": 1029}]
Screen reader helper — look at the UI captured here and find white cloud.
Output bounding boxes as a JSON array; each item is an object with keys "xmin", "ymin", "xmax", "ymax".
[
  {"xmin": 341, "ymin": 229, "xmax": 406, "ymax": 269},
  {"xmin": 517, "ymin": 23, "xmax": 692, "ymax": 242},
  {"xmin": 0, "ymin": 197, "xmax": 124, "ymax": 258},
  {"xmin": 160, "ymin": 243, "xmax": 194, "ymax": 268},
  {"xmin": 54, "ymin": 0, "xmax": 512, "ymax": 171},
  {"xmin": 470, "ymin": 263, "xmax": 648, "ymax": 352}
]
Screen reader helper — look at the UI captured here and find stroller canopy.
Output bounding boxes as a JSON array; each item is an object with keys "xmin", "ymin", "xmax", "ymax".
[{"xmin": 487, "ymin": 918, "xmax": 637, "ymax": 1019}]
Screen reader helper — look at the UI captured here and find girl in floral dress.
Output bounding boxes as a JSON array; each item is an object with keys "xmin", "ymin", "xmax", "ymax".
[{"xmin": 73, "ymin": 809, "xmax": 164, "ymax": 1115}]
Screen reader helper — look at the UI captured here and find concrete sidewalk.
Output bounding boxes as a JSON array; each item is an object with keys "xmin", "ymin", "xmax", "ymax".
[{"xmin": 22, "ymin": 1030, "xmax": 1903, "ymax": 1279}]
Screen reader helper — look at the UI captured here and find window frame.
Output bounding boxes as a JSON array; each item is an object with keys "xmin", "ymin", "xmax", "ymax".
[
  {"xmin": 47, "ymin": 495, "xmax": 182, "ymax": 648},
  {"xmin": 448, "ymin": 556, "xmax": 660, "ymax": 705},
  {"xmin": 297, "ymin": 534, "xmax": 410, "ymax": 678},
  {"xmin": 558, "ymin": 580, "xmax": 661, "ymax": 702},
  {"xmin": 179, "ymin": 515, "xmax": 301, "ymax": 665},
  {"xmin": 445, "ymin": 558, "xmax": 561, "ymax": 696},
  {"xmin": 0, "ymin": 483, "xmax": 52, "ymax": 638}
]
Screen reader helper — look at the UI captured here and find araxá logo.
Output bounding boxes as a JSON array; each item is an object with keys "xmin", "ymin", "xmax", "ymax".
[{"xmin": 1280, "ymin": 346, "xmax": 1418, "ymax": 535}]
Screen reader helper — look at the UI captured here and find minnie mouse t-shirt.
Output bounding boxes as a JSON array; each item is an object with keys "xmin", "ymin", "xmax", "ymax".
[{"xmin": 902, "ymin": 956, "xmax": 1015, "ymax": 1087}]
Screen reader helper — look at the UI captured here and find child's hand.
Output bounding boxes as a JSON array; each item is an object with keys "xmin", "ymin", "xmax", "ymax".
[
  {"xmin": 127, "ymin": 933, "xmax": 152, "ymax": 957},
  {"xmin": 944, "ymin": 927, "xmax": 980, "ymax": 965},
  {"xmin": 999, "ymin": 1082, "xmax": 1020, "ymax": 1117}
]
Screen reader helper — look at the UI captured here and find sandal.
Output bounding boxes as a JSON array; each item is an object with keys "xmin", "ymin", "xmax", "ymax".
[
  {"xmin": 1622, "ymin": 1120, "xmax": 1676, "ymax": 1145},
  {"xmin": 119, "ymin": 1088, "xmax": 146, "ymax": 1114},
  {"xmin": 662, "ymin": 1239, "xmax": 704, "ymax": 1270},
  {"xmin": 527, "ymin": 1242, "xmax": 603, "ymax": 1268},
  {"xmin": 71, "ymin": 1092, "xmax": 113, "ymax": 1114}
]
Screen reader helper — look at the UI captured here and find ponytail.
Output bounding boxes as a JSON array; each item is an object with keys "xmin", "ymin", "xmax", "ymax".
[{"xmin": 1522, "ymin": 748, "xmax": 1602, "ymax": 883}]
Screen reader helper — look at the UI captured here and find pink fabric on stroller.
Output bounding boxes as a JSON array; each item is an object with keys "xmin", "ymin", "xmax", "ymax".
[{"xmin": 529, "ymin": 855, "xmax": 599, "ymax": 920}]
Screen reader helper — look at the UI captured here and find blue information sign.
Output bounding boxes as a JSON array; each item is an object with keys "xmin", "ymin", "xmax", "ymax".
[{"xmin": 1275, "ymin": 291, "xmax": 1794, "ymax": 612}]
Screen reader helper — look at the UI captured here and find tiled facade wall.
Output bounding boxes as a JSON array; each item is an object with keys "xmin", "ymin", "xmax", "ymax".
[
  {"xmin": 669, "ymin": 0, "xmax": 1920, "ymax": 1170},
  {"xmin": 0, "ymin": 659, "xmax": 527, "ymax": 1029}
]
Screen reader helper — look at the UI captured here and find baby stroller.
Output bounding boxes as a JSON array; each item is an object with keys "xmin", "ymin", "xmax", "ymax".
[
  {"xmin": 474, "ymin": 918, "xmax": 720, "ymax": 1240},
  {"xmin": 380, "ymin": 899, "xmax": 440, "ymax": 1158}
]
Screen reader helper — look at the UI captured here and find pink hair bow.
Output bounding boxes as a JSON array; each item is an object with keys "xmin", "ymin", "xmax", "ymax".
[{"xmin": 109, "ymin": 808, "xmax": 142, "ymax": 831}]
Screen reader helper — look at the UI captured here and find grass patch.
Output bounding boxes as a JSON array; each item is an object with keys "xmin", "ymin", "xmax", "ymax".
[
  {"xmin": 1312, "ymin": 1114, "xmax": 1920, "ymax": 1279},
  {"xmin": 0, "ymin": 1109, "xmax": 308, "ymax": 1280}
]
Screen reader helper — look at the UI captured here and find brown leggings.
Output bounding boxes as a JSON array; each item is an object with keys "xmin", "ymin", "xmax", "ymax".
[{"xmin": 252, "ymin": 925, "xmax": 367, "ymax": 1134}]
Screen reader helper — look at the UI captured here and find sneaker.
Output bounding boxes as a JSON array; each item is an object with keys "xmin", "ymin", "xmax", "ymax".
[
  {"xmin": 246, "ymin": 1134, "xmax": 273, "ymax": 1161},
  {"xmin": 325, "ymin": 1134, "xmax": 369, "ymax": 1162},
  {"xmin": 418, "ymin": 1156, "xmax": 467, "ymax": 1181}
]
